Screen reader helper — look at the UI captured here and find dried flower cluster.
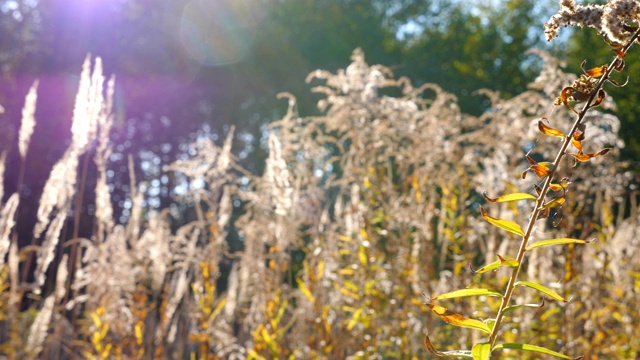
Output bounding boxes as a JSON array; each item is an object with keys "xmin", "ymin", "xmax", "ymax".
[{"xmin": 545, "ymin": 0, "xmax": 640, "ymax": 42}]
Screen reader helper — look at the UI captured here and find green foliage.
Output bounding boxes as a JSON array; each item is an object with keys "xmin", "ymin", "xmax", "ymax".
[{"xmin": 398, "ymin": 0, "xmax": 545, "ymax": 114}]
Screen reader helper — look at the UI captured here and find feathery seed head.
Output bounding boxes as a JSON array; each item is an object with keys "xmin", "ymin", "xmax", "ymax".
[
  {"xmin": 545, "ymin": 0, "xmax": 640, "ymax": 42},
  {"xmin": 18, "ymin": 80, "xmax": 39, "ymax": 159}
]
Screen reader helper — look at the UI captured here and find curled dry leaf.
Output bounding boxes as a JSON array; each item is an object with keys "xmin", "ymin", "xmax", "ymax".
[
  {"xmin": 549, "ymin": 182, "xmax": 569, "ymax": 192},
  {"xmin": 589, "ymin": 89, "xmax": 606, "ymax": 108},
  {"xmin": 571, "ymin": 132, "xmax": 584, "ymax": 152},
  {"xmin": 534, "ymin": 183, "xmax": 568, "ymax": 195},
  {"xmin": 537, "ymin": 119, "xmax": 565, "ymax": 139},
  {"xmin": 554, "ymin": 87, "xmax": 578, "ymax": 113},
  {"xmin": 554, "ymin": 84, "xmax": 593, "ymax": 113},
  {"xmin": 570, "ymin": 88, "xmax": 591, "ymax": 102},
  {"xmin": 572, "ymin": 148, "xmax": 611, "ymax": 162},
  {"xmin": 607, "ymin": 75, "xmax": 630, "ymax": 88},
  {"xmin": 614, "ymin": 48, "xmax": 627, "ymax": 60},
  {"xmin": 580, "ymin": 60, "xmax": 607, "ymax": 77},
  {"xmin": 522, "ymin": 156, "xmax": 553, "ymax": 179},
  {"xmin": 424, "ymin": 335, "xmax": 440, "ymax": 356},
  {"xmin": 536, "ymin": 207, "xmax": 550, "ymax": 220},
  {"xmin": 424, "ymin": 335, "xmax": 473, "ymax": 358},
  {"xmin": 613, "ymin": 57, "xmax": 625, "ymax": 71},
  {"xmin": 427, "ymin": 303, "xmax": 491, "ymax": 334}
]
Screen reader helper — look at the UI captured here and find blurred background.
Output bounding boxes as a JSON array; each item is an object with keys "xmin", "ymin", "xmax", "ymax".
[
  {"xmin": 2, "ymin": 1, "xmax": 640, "ymax": 358},
  {"xmin": 0, "ymin": 0, "xmax": 638, "ymax": 241}
]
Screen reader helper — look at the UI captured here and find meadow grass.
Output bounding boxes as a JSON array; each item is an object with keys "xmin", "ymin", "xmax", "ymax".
[{"xmin": 0, "ymin": 2, "xmax": 639, "ymax": 358}]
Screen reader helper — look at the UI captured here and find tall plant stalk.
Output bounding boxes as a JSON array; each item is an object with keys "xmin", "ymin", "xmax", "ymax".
[
  {"xmin": 426, "ymin": 1, "xmax": 640, "ymax": 358},
  {"xmin": 488, "ymin": 28, "xmax": 640, "ymax": 348}
]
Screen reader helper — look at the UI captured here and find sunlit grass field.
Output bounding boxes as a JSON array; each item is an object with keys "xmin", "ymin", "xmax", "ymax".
[{"xmin": 1, "ymin": 10, "xmax": 640, "ymax": 357}]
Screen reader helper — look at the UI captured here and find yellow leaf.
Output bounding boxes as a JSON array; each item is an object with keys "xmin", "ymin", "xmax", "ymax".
[
  {"xmin": 90, "ymin": 312, "xmax": 102, "ymax": 328},
  {"xmin": 347, "ymin": 307, "xmax": 363, "ymax": 331},
  {"xmin": 526, "ymin": 238, "xmax": 589, "ymax": 251},
  {"xmin": 296, "ymin": 278, "xmax": 315, "ymax": 304},
  {"xmin": 134, "ymin": 321, "xmax": 143, "ymax": 345},
  {"xmin": 412, "ymin": 175, "xmax": 422, "ymax": 201},
  {"xmin": 493, "ymin": 343, "xmax": 572, "ymax": 359},
  {"xmin": 496, "ymin": 254, "xmax": 519, "ymax": 267},
  {"xmin": 540, "ymin": 195, "xmax": 565, "ymax": 210},
  {"xmin": 427, "ymin": 304, "xmax": 491, "ymax": 334},
  {"xmin": 472, "ymin": 254, "xmax": 519, "ymax": 274},
  {"xmin": 317, "ymin": 260, "xmax": 325, "ymax": 281},
  {"xmin": 480, "ymin": 208, "xmax": 525, "ymax": 237},
  {"xmin": 472, "ymin": 260, "xmax": 499, "ymax": 274},
  {"xmin": 548, "ymin": 183, "xmax": 567, "ymax": 192},
  {"xmin": 338, "ymin": 268, "xmax": 355, "ymax": 275},
  {"xmin": 472, "ymin": 343, "xmax": 492, "ymax": 360},
  {"xmin": 322, "ymin": 305, "xmax": 331, "ymax": 335},
  {"xmin": 430, "ymin": 288, "xmax": 502, "ymax": 301},
  {"xmin": 359, "ymin": 228, "xmax": 369, "ymax": 241},
  {"xmin": 483, "ymin": 192, "xmax": 537, "ymax": 203},
  {"xmin": 260, "ymin": 328, "xmax": 279, "ymax": 356},
  {"xmin": 208, "ymin": 298, "xmax": 228, "ymax": 323},
  {"xmin": 515, "ymin": 281, "xmax": 566, "ymax": 302},
  {"xmin": 358, "ymin": 245, "xmax": 368, "ymax": 266},
  {"xmin": 339, "ymin": 286, "xmax": 360, "ymax": 300},
  {"xmin": 343, "ymin": 280, "xmax": 359, "ymax": 292},
  {"xmin": 100, "ymin": 344, "xmax": 112, "ymax": 360},
  {"xmin": 247, "ymin": 349, "xmax": 267, "ymax": 360}
]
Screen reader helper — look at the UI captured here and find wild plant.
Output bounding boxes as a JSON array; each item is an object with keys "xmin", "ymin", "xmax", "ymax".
[
  {"xmin": 425, "ymin": 1, "xmax": 640, "ymax": 358},
  {"xmin": 0, "ymin": 1, "xmax": 638, "ymax": 358}
]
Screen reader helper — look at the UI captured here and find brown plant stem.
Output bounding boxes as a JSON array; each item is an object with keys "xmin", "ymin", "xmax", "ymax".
[{"xmin": 488, "ymin": 29, "xmax": 640, "ymax": 349}]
